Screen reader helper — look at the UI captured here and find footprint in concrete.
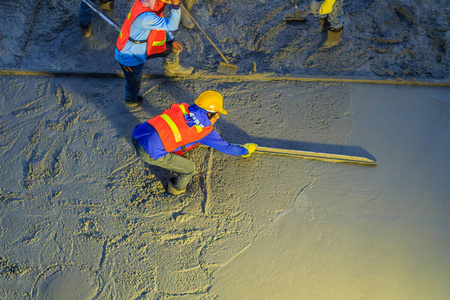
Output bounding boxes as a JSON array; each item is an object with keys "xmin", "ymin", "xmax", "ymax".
[
  {"xmin": 23, "ymin": 147, "xmax": 63, "ymax": 189},
  {"xmin": 55, "ymin": 84, "xmax": 73, "ymax": 109}
]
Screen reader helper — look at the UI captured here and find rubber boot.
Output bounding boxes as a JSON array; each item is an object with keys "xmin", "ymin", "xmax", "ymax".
[
  {"xmin": 126, "ymin": 96, "xmax": 143, "ymax": 108},
  {"xmin": 80, "ymin": 22, "xmax": 92, "ymax": 38},
  {"xmin": 97, "ymin": 0, "xmax": 114, "ymax": 11},
  {"xmin": 320, "ymin": 27, "xmax": 343, "ymax": 50},
  {"xmin": 164, "ymin": 50, "xmax": 194, "ymax": 77},
  {"xmin": 167, "ymin": 178, "xmax": 186, "ymax": 195},
  {"xmin": 180, "ymin": 0, "xmax": 195, "ymax": 29}
]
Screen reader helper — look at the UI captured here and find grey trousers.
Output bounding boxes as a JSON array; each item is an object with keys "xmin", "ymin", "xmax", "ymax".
[{"xmin": 132, "ymin": 138, "xmax": 196, "ymax": 190}]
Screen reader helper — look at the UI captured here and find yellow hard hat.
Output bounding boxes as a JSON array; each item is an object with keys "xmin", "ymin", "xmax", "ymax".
[{"xmin": 194, "ymin": 91, "xmax": 228, "ymax": 114}]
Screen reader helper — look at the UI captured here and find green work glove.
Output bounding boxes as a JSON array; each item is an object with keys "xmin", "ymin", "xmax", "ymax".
[
  {"xmin": 242, "ymin": 143, "xmax": 257, "ymax": 158},
  {"xmin": 320, "ymin": 0, "xmax": 336, "ymax": 15}
]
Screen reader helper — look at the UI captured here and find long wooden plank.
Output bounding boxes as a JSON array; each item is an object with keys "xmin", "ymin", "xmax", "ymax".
[{"xmin": 254, "ymin": 146, "xmax": 377, "ymax": 165}]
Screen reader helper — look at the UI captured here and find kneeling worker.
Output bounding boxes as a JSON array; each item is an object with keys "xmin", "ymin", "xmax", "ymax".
[{"xmin": 132, "ymin": 91, "xmax": 257, "ymax": 195}]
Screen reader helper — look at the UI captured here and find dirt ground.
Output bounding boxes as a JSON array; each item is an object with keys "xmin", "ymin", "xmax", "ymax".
[
  {"xmin": 0, "ymin": 0, "xmax": 449, "ymax": 299},
  {"xmin": 1, "ymin": 0, "xmax": 449, "ymax": 79}
]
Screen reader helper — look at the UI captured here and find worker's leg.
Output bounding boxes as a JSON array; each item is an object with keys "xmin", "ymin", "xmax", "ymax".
[
  {"xmin": 310, "ymin": 0, "xmax": 328, "ymax": 32},
  {"xmin": 321, "ymin": 0, "xmax": 344, "ymax": 50},
  {"xmin": 78, "ymin": 1, "xmax": 95, "ymax": 37},
  {"xmin": 78, "ymin": 1, "xmax": 94, "ymax": 27},
  {"xmin": 133, "ymin": 138, "xmax": 196, "ymax": 191},
  {"xmin": 147, "ymin": 43, "xmax": 193, "ymax": 77},
  {"xmin": 180, "ymin": 0, "xmax": 195, "ymax": 29},
  {"xmin": 327, "ymin": 0, "xmax": 343, "ymax": 30},
  {"xmin": 78, "ymin": 1, "xmax": 114, "ymax": 37},
  {"xmin": 120, "ymin": 63, "xmax": 144, "ymax": 106},
  {"xmin": 310, "ymin": 0, "xmax": 324, "ymax": 15},
  {"xmin": 159, "ymin": 153, "xmax": 196, "ymax": 191},
  {"xmin": 163, "ymin": 44, "xmax": 194, "ymax": 77}
]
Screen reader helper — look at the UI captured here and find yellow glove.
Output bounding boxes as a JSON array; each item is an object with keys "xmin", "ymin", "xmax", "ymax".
[
  {"xmin": 320, "ymin": 0, "xmax": 336, "ymax": 15},
  {"xmin": 242, "ymin": 143, "xmax": 257, "ymax": 158}
]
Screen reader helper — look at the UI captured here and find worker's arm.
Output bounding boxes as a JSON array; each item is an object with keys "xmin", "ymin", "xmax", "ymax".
[
  {"xmin": 135, "ymin": 5, "xmax": 181, "ymax": 32},
  {"xmin": 197, "ymin": 130, "xmax": 248, "ymax": 156}
]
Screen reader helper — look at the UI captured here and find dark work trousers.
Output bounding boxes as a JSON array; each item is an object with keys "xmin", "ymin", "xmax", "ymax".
[
  {"xmin": 132, "ymin": 137, "xmax": 196, "ymax": 190},
  {"xmin": 119, "ymin": 44, "xmax": 174, "ymax": 103},
  {"xmin": 78, "ymin": 0, "xmax": 114, "ymax": 27}
]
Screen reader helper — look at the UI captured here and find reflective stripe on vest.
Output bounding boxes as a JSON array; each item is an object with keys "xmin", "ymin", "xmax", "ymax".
[
  {"xmin": 160, "ymin": 104, "xmax": 203, "ymax": 142},
  {"xmin": 147, "ymin": 103, "xmax": 214, "ymax": 153},
  {"xmin": 179, "ymin": 104, "xmax": 188, "ymax": 115},
  {"xmin": 161, "ymin": 114, "xmax": 182, "ymax": 142},
  {"xmin": 152, "ymin": 34, "xmax": 166, "ymax": 46},
  {"xmin": 116, "ymin": 0, "xmax": 167, "ymax": 56}
]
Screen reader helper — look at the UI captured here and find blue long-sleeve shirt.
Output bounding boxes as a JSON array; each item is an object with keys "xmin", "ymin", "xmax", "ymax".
[
  {"xmin": 133, "ymin": 105, "xmax": 249, "ymax": 159},
  {"xmin": 115, "ymin": 5, "xmax": 181, "ymax": 66}
]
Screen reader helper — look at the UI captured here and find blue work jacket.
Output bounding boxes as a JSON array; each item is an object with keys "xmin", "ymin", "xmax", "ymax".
[
  {"xmin": 115, "ymin": 5, "xmax": 180, "ymax": 66},
  {"xmin": 133, "ymin": 104, "xmax": 248, "ymax": 159}
]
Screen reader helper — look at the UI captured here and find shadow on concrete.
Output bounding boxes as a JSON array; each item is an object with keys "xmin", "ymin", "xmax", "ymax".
[{"xmin": 216, "ymin": 119, "xmax": 377, "ymax": 164}]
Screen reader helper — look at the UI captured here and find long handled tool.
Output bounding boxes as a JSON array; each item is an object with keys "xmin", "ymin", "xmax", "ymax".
[
  {"xmin": 285, "ymin": 0, "xmax": 307, "ymax": 23},
  {"xmin": 81, "ymin": 0, "xmax": 121, "ymax": 32},
  {"xmin": 249, "ymin": 145, "xmax": 377, "ymax": 165},
  {"xmin": 180, "ymin": 4, "xmax": 239, "ymax": 75}
]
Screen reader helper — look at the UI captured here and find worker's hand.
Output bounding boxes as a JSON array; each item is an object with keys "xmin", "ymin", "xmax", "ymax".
[
  {"xmin": 319, "ymin": 0, "xmax": 336, "ymax": 15},
  {"xmin": 241, "ymin": 143, "xmax": 257, "ymax": 158},
  {"xmin": 171, "ymin": 40, "xmax": 183, "ymax": 52}
]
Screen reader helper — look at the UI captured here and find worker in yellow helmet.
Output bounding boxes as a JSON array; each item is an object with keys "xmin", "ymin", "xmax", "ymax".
[
  {"xmin": 310, "ymin": 0, "xmax": 344, "ymax": 50},
  {"xmin": 132, "ymin": 91, "xmax": 257, "ymax": 195}
]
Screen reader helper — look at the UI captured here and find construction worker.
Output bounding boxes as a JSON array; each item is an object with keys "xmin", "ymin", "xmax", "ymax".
[
  {"xmin": 78, "ymin": 0, "xmax": 115, "ymax": 37},
  {"xmin": 310, "ymin": 0, "xmax": 344, "ymax": 50},
  {"xmin": 116, "ymin": 0, "xmax": 193, "ymax": 107},
  {"xmin": 180, "ymin": 0, "xmax": 195, "ymax": 29},
  {"xmin": 132, "ymin": 91, "xmax": 257, "ymax": 195}
]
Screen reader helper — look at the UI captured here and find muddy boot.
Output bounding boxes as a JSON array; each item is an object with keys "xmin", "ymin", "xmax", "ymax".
[
  {"xmin": 126, "ymin": 96, "xmax": 143, "ymax": 108},
  {"xmin": 80, "ymin": 22, "xmax": 92, "ymax": 38},
  {"xmin": 167, "ymin": 178, "xmax": 186, "ymax": 195},
  {"xmin": 320, "ymin": 27, "xmax": 343, "ymax": 50},
  {"xmin": 164, "ymin": 51, "xmax": 193, "ymax": 76},
  {"xmin": 97, "ymin": 0, "xmax": 114, "ymax": 11},
  {"xmin": 180, "ymin": 0, "xmax": 195, "ymax": 29}
]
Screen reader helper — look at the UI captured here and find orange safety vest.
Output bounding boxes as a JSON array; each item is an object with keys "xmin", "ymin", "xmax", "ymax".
[
  {"xmin": 148, "ymin": 103, "xmax": 214, "ymax": 153},
  {"xmin": 116, "ymin": 0, "xmax": 167, "ymax": 56}
]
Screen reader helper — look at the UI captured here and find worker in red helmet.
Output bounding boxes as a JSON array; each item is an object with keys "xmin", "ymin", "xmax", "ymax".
[
  {"xmin": 116, "ymin": 0, "xmax": 193, "ymax": 107},
  {"xmin": 132, "ymin": 91, "xmax": 257, "ymax": 195}
]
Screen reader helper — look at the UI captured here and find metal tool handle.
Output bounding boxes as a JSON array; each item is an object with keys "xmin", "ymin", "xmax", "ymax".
[
  {"xmin": 180, "ymin": 3, "xmax": 230, "ymax": 64},
  {"xmin": 81, "ymin": 0, "xmax": 121, "ymax": 32}
]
